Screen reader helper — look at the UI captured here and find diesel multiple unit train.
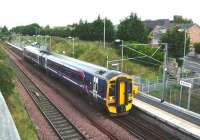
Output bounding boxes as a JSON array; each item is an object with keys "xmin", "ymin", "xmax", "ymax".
[{"xmin": 9, "ymin": 42, "xmax": 138, "ymax": 116}]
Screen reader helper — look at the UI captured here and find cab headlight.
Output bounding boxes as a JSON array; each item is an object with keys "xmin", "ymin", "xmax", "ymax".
[
  {"xmin": 128, "ymin": 94, "xmax": 132, "ymax": 99},
  {"xmin": 109, "ymin": 96, "xmax": 115, "ymax": 102}
]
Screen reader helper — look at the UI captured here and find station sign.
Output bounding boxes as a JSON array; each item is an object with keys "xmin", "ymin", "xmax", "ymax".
[{"xmin": 180, "ymin": 80, "xmax": 192, "ymax": 88}]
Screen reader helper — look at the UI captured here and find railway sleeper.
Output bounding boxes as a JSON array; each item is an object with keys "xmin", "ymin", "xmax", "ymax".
[
  {"xmin": 52, "ymin": 119, "xmax": 68, "ymax": 125},
  {"xmin": 41, "ymin": 106, "xmax": 56, "ymax": 111},
  {"xmin": 38, "ymin": 100, "xmax": 50, "ymax": 104},
  {"xmin": 30, "ymin": 96, "xmax": 41, "ymax": 103},
  {"xmin": 45, "ymin": 110, "xmax": 60, "ymax": 115},
  {"xmin": 57, "ymin": 125, "xmax": 73, "ymax": 131},
  {"xmin": 38, "ymin": 98, "xmax": 49, "ymax": 102},
  {"xmin": 42, "ymin": 108, "xmax": 57, "ymax": 113},
  {"xmin": 45, "ymin": 111, "xmax": 60, "ymax": 117},
  {"xmin": 59, "ymin": 129, "xmax": 77, "ymax": 135},
  {"xmin": 52, "ymin": 118, "xmax": 68, "ymax": 123},
  {"xmin": 56, "ymin": 125, "xmax": 74, "ymax": 131},
  {"xmin": 54, "ymin": 122, "xmax": 70, "ymax": 128},
  {"xmin": 61, "ymin": 133, "xmax": 82, "ymax": 140},
  {"xmin": 39, "ymin": 101, "xmax": 53, "ymax": 107},
  {"xmin": 48, "ymin": 114, "xmax": 63, "ymax": 120},
  {"xmin": 31, "ymin": 95, "xmax": 42, "ymax": 101},
  {"xmin": 46, "ymin": 112, "xmax": 62, "ymax": 117},
  {"xmin": 45, "ymin": 110, "xmax": 61, "ymax": 115}
]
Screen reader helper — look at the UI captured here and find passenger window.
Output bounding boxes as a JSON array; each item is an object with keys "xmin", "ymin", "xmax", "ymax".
[
  {"xmin": 109, "ymin": 82, "xmax": 115, "ymax": 96},
  {"xmin": 127, "ymin": 80, "xmax": 132, "ymax": 93}
]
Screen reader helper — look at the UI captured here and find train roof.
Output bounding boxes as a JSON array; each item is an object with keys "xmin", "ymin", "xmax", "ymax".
[
  {"xmin": 24, "ymin": 45, "xmax": 42, "ymax": 55},
  {"xmin": 6, "ymin": 42, "xmax": 23, "ymax": 51},
  {"xmin": 24, "ymin": 45, "xmax": 123, "ymax": 80},
  {"xmin": 50, "ymin": 53, "xmax": 122, "ymax": 79}
]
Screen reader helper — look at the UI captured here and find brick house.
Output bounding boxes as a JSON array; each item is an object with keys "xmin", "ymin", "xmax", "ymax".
[
  {"xmin": 149, "ymin": 23, "xmax": 173, "ymax": 45},
  {"xmin": 184, "ymin": 24, "xmax": 200, "ymax": 45},
  {"xmin": 149, "ymin": 23, "xmax": 200, "ymax": 46}
]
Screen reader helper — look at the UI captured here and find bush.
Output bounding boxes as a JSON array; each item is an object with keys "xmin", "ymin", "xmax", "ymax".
[
  {"xmin": 0, "ymin": 61, "xmax": 15, "ymax": 94},
  {"xmin": 194, "ymin": 42, "xmax": 200, "ymax": 54},
  {"xmin": 161, "ymin": 27, "xmax": 190, "ymax": 66},
  {"xmin": 0, "ymin": 43, "xmax": 15, "ymax": 94}
]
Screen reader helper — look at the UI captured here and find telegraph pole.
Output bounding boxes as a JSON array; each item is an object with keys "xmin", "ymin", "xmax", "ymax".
[
  {"xmin": 72, "ymin": 37, "xmax": 75, "ymax": 57},
  {"xmin": 161, "ymin": 43, "xmax": 168, "ymax": 102},
  {"xmin": 121, "ymin": 40, "xmax": 124, "ymax": 72},
  {"xmin": 103, "ymin": 17, "xmax": 106, "ymax": 48}
]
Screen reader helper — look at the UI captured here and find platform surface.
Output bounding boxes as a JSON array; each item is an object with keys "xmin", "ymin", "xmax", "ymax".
[
  {"xmin": 133, "ymin": 98, "xmax": 200, "ymax": 139},
  {"xmin": 0, "ymin": 91, "xmax": 21, "ymax": 140}
]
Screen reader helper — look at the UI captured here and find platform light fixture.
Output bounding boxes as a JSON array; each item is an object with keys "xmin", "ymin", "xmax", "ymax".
[
  {"xmin": 68, "ymin": 36, "xmax": 75, "ymax": 57},
  {"xmin": 114, "ymin": 39, "xmax": 124, "ymax": 72},
  {"xmin": 178, "ymin": 28, "xmax": 187, "ymax": 105}
]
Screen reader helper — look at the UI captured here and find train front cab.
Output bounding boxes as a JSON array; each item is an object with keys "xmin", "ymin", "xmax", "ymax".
[{"xmin": 106, "ymin": 75, "xmax": 138, "ymax": 116}]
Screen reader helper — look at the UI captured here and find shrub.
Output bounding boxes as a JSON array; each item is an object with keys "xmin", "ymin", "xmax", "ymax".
[
  {"xmin": 0, "ymin": 61, "xmax": 15, "ymax": 94},
  {"xmin": 194, "ymin": 42, "xmax": 200, "ymax": 54},
  {"xmin": 0, "ymin": 43, "xmax": 15, "ymax": 94}
]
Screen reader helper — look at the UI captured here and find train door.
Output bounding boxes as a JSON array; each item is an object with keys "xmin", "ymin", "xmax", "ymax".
[
  {"xmin": 39, "ymin": 54, "xmax": 46, "ymax": 67},
  {"xmin": 116, "ymin": 78, "xmax": 128, "ymax": 112},
  {"xmin": 119, "ymin": 81, "xmax": 125, "ymax": 105},
  {"xmin": 93, "ymin": 76, "xmax": 98, "ymax": 99}
]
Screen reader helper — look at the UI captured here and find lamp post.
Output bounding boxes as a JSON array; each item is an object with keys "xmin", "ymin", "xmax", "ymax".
[
  {"xmin": 161, "ymin": 43, "xmax": 168, "ymax": 103},
  {"xmin": 103, "ymin": 17, "xmax": 106, "ymax": 48},
  {"xmin": 115, "ymin": 39, "xmax": 124, "ymax": 72},
  {"xmin": 184, "ymin": 30, "xmax": 187, "ymax": 61},
  {"xmin": 178, "ymin": 28, "xmax": 187, "ymax": 106},
  {"xmin": 68, "ymin": 36, "xmax": 75, "ymax": 57},
  {"xmin": 178, "ymin": 28, "xmax": 187, "ymax": 75}
]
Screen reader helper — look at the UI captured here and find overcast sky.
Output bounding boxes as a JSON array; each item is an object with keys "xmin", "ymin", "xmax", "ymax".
[{"xmin": 1, "ymin": 0, "xmax": 199, "ymax": 28}]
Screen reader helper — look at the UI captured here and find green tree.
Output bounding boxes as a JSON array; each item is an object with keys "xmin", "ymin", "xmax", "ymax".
[
  {"xmin": 161, "ymin": 27, "xmax": 190, "ymax": 65},
  {"xmin": 73, "ymin": 16, "xmax": 114, "ymax": 41},
  {"xmin": 173, "ymin": 15, "xmax": 193, "ymax": 24},
  {"xmin": 11, "ymin": 23, "xmax": 41, "ymax": 36},
  {"xmin": 74, "ymin": 20, "xmax": 92, "ymax": 40},
  {"xmin": 40, "ymin": 25, "xmax": 51, "ymax": 35},
  {"xmin": 194, "ymin": 42, "xmax": 200, "ymax": 54},
  {"xmin": 103, "ymin": 18, "xmax": 115, "ymax": 41},
  {"xmin": 0, "ymin": 26, "xmax": 10, "ymax": 40},
  {"xmin": 117, "ymin": 13, "xmax": 148, "ymax": 43},
  {"xmin": 90, "ymin": 16, "xmax": 114, "ymax": 41},
  {"xmin": 1, "ymin": 26, "xmax": 9, "ymax": 34}
]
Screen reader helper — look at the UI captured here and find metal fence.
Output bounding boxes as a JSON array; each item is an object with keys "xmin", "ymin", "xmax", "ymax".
[{"xmin": 133, "ymin": 69, "xmax": 200, "ymax": 114}]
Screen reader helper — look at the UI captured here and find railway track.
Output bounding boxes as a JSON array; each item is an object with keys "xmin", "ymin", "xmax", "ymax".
[
  {"xmin": 112, "ymin": 117, "xmax": 164, "ymax": 140},
  {"xmin": 111, "ymin": 109, "xmax": 179, "ymax": 140},
  {"xmin": 6, "ymin": 46, "xmax": 120, "ymax": 140},
  {"xmin": 6, "ymin": 44, "xmax": 179, "ymax": 140},
  {"xmin": 6, "ymin": 49, "xmax": 86, "ymax": 140}
]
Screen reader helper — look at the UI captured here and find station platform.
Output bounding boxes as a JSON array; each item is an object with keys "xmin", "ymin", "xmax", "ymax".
[
  {"xmin": 0, "ymin": 91, "xmax": 21, "ymax": 140},
  {"xmin": 134, "ymin": 93, "xmax": 200, "ymax": 140}
]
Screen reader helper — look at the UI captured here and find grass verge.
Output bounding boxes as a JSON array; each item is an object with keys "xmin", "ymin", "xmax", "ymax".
[
  {"xmin": 3, "ymin": 90, "xmax": 38, "ymax": 140},
  {"xmin": 0, "ymin": 42, "xmax": 38, "ymax": 140}
]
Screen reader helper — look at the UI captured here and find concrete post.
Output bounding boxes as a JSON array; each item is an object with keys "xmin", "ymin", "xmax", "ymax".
[
  {"xmin": 161, "ymin": 43, "xmax": 168, "ymax": 102},
  {"xmin": 187, "ymin": 80, "xmax": 193, "ymax": 110}
]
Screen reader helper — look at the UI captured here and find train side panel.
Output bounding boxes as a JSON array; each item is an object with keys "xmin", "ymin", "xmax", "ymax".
[{"xmin": 84, "ymin": 72, "xmax": 107, "ymax": 107}]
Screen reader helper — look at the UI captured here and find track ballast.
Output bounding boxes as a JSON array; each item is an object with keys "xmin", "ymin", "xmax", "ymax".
[{"xmin": 7, "ymin": 49, "xmax": 85, "ymax": 140}]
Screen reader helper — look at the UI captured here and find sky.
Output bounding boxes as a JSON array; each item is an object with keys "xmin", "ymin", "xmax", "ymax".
[{"xmin": 1, "ymin": 0, "xmax": 199, "ymax": 28}]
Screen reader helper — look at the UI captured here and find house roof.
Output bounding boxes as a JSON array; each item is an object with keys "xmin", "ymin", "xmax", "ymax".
[
  {"xmin": 144, "ymin": 19, "xmax": 171, "ymax": 30},
  {"xmin": 150, "ymin": 23, "xmax": 174, "ymax": 36},
  {"xmin": 151, "ymin": 23, "xmax": 199, "ymax": 35},
  {"xmin": 175, "ymin": 23, "xmax": 199, "ymax": 30}
]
